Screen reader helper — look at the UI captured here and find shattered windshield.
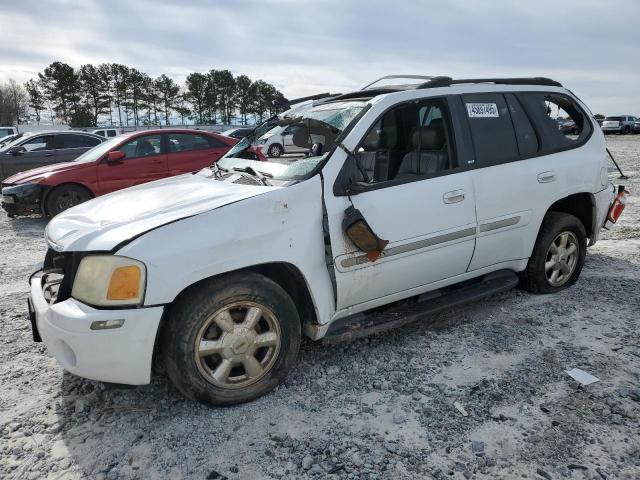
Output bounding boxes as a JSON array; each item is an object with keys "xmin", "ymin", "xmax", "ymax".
[{"xmin": 217, "ymin": 100, "xmax": 367, "ymax": 181}]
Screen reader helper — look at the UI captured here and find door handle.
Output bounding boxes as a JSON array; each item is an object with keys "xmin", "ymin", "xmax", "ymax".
[
  {"xmin": 44, "ymin": 153, "xmax": 54, "ymax": 157},
  {"xmin": 537, "ymin": 171, "xmax": 556, "ymax": 183},
  {"xmin": 443, "ymin": 189, "xmax": 465, "ymax": 204}
]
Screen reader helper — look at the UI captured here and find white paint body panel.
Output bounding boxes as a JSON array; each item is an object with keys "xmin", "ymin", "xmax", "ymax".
[{"xmin": 35, "ymin": 83, "xmax": 616, "ymax": 385}]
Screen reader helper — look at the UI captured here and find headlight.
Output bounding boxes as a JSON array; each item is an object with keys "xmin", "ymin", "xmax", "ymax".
[{"xmin": 71, "ymin": 255, "xmax": 146, "ymax": 307}]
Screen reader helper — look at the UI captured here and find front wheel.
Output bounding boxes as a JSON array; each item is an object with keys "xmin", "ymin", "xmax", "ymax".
[
  {"xmin": 45, "ymin": 184, "xmax": 92, "ymax": 217},
  {"xmin": 161, "ymin": 272, "xmax": 301, "ymax": 406},
  {"xmin": 519, "ymin": 212, "xmax": 587, "ymax": 294}
]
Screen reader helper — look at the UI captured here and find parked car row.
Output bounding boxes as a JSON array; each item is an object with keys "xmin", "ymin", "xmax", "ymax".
[
  {"xmin": 22, "ymin": 75, "xmax": 625, "ymax": 408},
  {"xmin": 1, "ymin": 129, "xmax": 236, "ymax": 217}
]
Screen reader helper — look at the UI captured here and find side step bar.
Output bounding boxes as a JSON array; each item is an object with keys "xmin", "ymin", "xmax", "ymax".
[{"xmin": 322, "ymin": 270, "xmax": 519, "ymax": 343}]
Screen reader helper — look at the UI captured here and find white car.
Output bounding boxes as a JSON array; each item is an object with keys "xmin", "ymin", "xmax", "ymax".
[
  {"xmin": 0, "ymin": 126, "xmax": 17, "ymax": 139},
  {"xmin": 29, "ymin": 76, "xmax": 623, "ymax": 406},
  {"xmin": 255, "ymin": 123, "xmax": 314, "ymax": 158},
  {"xmin": 91, "ymin": 128, "xmax": 121, "ymax": 138}
]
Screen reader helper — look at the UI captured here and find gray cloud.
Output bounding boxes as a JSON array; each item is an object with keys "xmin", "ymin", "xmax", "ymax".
[{"xmin": 1, "ymin": 0, "xmax": 639, "ymax": 114}]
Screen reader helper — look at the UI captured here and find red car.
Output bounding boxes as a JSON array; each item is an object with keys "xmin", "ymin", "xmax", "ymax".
[{"xmin": 1, "ymin": 129, "xmax": 237, "ymax": 217}]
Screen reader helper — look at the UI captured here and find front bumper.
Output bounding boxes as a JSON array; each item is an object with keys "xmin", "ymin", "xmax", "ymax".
[
  {"xmin": 1, "ymin": 183, "xmax": 47, "ymax": 216},
  {"xmin": 29, "ymin": 272, "xmax": 164, "ymax": 385}
]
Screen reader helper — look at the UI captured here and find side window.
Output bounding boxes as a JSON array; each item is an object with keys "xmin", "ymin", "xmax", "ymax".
[
  {"xmin": 461, "ymin": 93, "xmax": 519, "ymax": 167},
  {"xmin": 205, "ymin": 135, "xmax": 228, "ymax": 148},
  {"xmin": 84, "ymin": 136, "xmax": 102, "ymax": 147},
  {"xmin": 55, "ymin": 134, "xmax": 88, "ymax": 149},
  {"xmin": 107, "ymin": 130, "xmax": 117, "ymax": 137},
  {"xmin": 167, "ymin": 133, "xmax": 215, "ymax": 152},
  {"xmin": 353, "ymin": 98, "xmax": 456, "ymax": 185},
  {"xmin": 120, "ymin": 134, "xmax": 162, "ymax": 159},
  {"xmin": 504, "ymin": 93, "xmax": 539, "ymax": 157},
  {"xmin": 520, "ymin": 92, "xmax": 592, "ymax": 152},
  {"xmin": 22, "ymin": 135, "xmax": 54, "ymax": 152}
]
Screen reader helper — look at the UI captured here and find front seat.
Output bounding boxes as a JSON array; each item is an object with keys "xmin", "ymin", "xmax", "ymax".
[
  {"xmin": 395, "ymin": 126, "xmax": 447, "ymax": 178},
  {"xmin": 356, "ymin": 129, "xmax": 386, "ymax": 181}
]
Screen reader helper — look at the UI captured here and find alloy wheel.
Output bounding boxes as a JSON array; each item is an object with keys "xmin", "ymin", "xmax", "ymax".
[
  {"xmin": 544, "ymin": 231, "xmax": 579, "ymax": 287},
  {"xmin": 194, "ymin": 302, "xmax": 281, "ymax": 389}
]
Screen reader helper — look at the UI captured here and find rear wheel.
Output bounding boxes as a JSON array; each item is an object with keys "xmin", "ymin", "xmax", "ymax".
[
  {"xmin": 45, "ymin": 184, "xmax": 92, "ymax": 217},
  {"xmin": 267, "ymin": 143, "xmax": 283, "ymax": 158},
  {"xmin": 161, "ymin": 272, "xmax": 301, "ymax": 406},
  {"xmin": 519, "ymin": 212, "xmax": 587, "ymax": 293}
]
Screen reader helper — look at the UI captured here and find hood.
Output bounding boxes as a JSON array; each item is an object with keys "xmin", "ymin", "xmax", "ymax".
[
  {"xmin": 46, "ymin": 170, "xmax": 278, "ymax": 252},
  {"xmin": 3, "ymin": 162, "xmax": 79, "ymax": 184}
]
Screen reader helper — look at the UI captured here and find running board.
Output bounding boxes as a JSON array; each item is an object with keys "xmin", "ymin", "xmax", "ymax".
[{"xmin": 323, "ymin": 270, "xmax": 519, "ymax": 343}]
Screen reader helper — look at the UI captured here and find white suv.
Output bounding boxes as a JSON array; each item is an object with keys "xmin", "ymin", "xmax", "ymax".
[{"xmin": 29, "ymin": 76, "xmax": 622, "ymax": 406}]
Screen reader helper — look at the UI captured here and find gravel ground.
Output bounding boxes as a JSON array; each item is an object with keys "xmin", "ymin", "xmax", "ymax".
[{"xmin": 1, "ymin": 136, "xmax": 639, "ymax": 480}]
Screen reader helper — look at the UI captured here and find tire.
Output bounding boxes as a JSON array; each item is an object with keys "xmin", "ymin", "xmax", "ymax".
[
  {"xmin": 45, "ymin": 184, "xmax": 93, "ymax": 217},
  {"xmin": 518, "ymin": 212, "xmax": 587, "ymax": 294},
  {"xmin": 161, "ymin": 272, "xmax": 301, "ymax": 406},
  {"xmin": 267, "ymin": 143, "xmax": 283, "ymax": 158},
  {"xmin": 624, "ymin": 126, "xmax": 631, "ymax": 135}
]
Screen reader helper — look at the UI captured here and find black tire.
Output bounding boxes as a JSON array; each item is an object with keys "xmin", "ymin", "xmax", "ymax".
[
  {"xmin": 161, "ymin": 272, "xmax": 301, "ymax": 406},
  {"xmin": 45, "ymin": 184, "xmax": 92, "ymax": 217},
  {"xmin": 519, "ymin": 212, "xmax": 587, "ymax": 294},
  {"xmin": 623, "ymin": 126, "xmax": 631, "ymax": 135},
  {"xmin": 267, "ymin": 143, "xmax": 283, "ymax": 158}
]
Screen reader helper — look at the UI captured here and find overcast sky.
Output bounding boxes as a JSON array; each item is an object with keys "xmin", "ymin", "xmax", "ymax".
[{"xmin": 1, "ymin": 0, "xmax": 639, "ymax": 115}]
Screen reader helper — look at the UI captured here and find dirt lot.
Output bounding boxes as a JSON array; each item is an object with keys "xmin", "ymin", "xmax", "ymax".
[{"xmin": 1, "ymin": 136, "xmax": 639, "ymax": 480}]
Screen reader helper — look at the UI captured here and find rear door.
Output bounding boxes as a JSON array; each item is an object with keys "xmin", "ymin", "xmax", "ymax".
[
  {"xmin": 463, "ymin": 92, "xmax": 593, "ymax": 271},
  {"xmin": 2, "ymin": 134, "xmax": 56, "ymax": 177},
  {"xmin": 166, "ymin": 132, "xmax": 228, "ymax": 176},
  {"xmin": 96, "ymin": 133, "xmax": 167, "ymax": 194}
]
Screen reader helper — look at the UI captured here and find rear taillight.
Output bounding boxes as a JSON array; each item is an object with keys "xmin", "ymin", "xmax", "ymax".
[{"xmin": 605, "ymin": 185, "xmax": 629, "ymax": 228}]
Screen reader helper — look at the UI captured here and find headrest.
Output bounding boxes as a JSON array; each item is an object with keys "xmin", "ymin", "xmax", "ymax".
[
  {"xmin": 429, "ymin": 117, "xmax": 443, "ymax": 129},
  {"xmin": 362, "ymin": 129, "xmax": 387, "ymax": 151},
  {"xmin": 412, "ymin": 126, "xmax": 445, "ymax": 150}
]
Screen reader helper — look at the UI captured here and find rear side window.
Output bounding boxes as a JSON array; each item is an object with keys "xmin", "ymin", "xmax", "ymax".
[
  {"xmin": 205, "ymin": 135, "xmax": 228, "ymax": 148},
  {"xmin": 84, "ymin": 136, "xmax": 102, "ymax": 147},
  {"xmin": 107, "ymin": 130, "xmax": 117, "ymax": 137},
  {"xmin": 504, "ymin": 93, "xmax": 538, "ymax": 157},
  {"xmin": 167, "ymin": 133, "xmax": 217, "ymax": 152},
  {"xmin": 55, "ymin": 134, "xmax": 88, "ymax": 149},
  {"xmin": 519, "ymin": 93, "xmax": 592, "ymax": 152},
  {"xmin": 461, "ymin": 93, "xmax": 519, "ymax": 167}
]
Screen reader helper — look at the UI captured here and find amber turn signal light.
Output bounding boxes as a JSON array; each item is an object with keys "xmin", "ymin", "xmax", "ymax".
[{"xmin": 107, "ymin": 266, "xmax": 142, "ymax": 300}]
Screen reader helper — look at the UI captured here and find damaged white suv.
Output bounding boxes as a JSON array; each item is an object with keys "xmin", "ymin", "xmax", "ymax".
[{"xmin": 29, "ymin": 76, "xmax": 625, "ymax": 406}]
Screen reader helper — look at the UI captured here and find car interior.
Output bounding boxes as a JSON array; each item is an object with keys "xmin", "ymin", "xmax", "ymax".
[{"xmin": 354, "ymin": 99, "xmax": 456, "ymax": 184}]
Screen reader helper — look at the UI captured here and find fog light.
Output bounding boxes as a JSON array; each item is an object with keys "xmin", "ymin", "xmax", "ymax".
[{"xmin": 90, "ymin": 319, "xmax": 125, "ymax": 330}]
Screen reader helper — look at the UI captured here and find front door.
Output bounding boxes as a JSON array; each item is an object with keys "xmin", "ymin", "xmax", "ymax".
[
  {"xmin": 2, "ymin": 134, "xmax": 56, "ymax": 178},
  {"xmin": 96, "ymin": 133, "xmax": 167, "ymax": 195},
  {"xmin": 324, "ymin": 97, "xmax": 478, "ymax": 311}
]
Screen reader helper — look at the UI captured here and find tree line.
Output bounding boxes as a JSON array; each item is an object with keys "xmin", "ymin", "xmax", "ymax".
[{"xmin": 1, "ymin": 61, "xmax": 288, "ymax": 128}]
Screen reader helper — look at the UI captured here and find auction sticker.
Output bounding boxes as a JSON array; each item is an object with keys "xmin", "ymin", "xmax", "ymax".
[{"xmin": 466, "ymin": 103, "xmax": 499, "ymax": 118}]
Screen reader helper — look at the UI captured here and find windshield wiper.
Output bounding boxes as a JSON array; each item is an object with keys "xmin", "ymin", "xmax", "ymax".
[{"xmin": 233, "ymin": 166, "xmax": 272, "ymax": 185}]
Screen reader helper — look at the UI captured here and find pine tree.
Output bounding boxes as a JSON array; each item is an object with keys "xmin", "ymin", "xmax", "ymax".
[{"xmin": 24, "ymin": 79, "xmax": 46, "ymax": 124}]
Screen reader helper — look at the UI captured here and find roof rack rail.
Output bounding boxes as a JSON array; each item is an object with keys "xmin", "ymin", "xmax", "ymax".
[
  {"xmin": 417, "ymin": 77, "xmax": 563, "ymax": 89},
  {"xmin": 278, "ymin": 92, "xmax": 336, "ymax": 108},
  {"xmin": 361, "ymin": 75, "xmax": 434, "ymax": 90}
]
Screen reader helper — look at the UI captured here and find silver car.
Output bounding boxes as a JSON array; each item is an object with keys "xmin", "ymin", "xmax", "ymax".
[
  {"xmin": 0, "ymin": 131, "xmax": 104, "ymax": 180},
  {"xmin": 601, "ymin": 115, "xmax": 637, "ymax": 135}
]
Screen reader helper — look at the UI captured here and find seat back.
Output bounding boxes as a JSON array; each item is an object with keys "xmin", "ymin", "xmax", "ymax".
[{"xmin": 396, "ymin": 126, "xmax": 447, "ymax": 178}]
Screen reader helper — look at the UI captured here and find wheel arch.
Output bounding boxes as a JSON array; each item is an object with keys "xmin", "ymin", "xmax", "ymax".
[
  {"xmin": 152, "ymin": 262, "xmax": 319, "ymax": 373},
  {"xmin": 41, "ymin": 182, "xmax": 95, "ymax": 216},
  {"xmin": 545, "ymin": 192, "xmax": 596, "ymax": 240}
]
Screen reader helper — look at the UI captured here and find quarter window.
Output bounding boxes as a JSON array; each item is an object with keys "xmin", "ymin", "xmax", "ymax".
[{"xmin": 519, "ymin": 93, "xmax": 592, "ymax": 152}]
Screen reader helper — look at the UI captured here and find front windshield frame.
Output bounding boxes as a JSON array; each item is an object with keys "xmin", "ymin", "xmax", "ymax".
[{"xmin": 218, "ymin": 100, "xmax": 370, "ymax": 182}]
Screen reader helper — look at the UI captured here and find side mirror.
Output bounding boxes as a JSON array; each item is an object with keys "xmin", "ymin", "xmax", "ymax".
[
  {"xmin": 8, "ymin": 146, "xmax": 24, "ymax": 156},
  {"xmin": 106, "ymin": 150, "xmax": 126, "ymax": 163},
  {"xmin": 342, "ymin": 206, "xmax": 389, "ymax": 261}
]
